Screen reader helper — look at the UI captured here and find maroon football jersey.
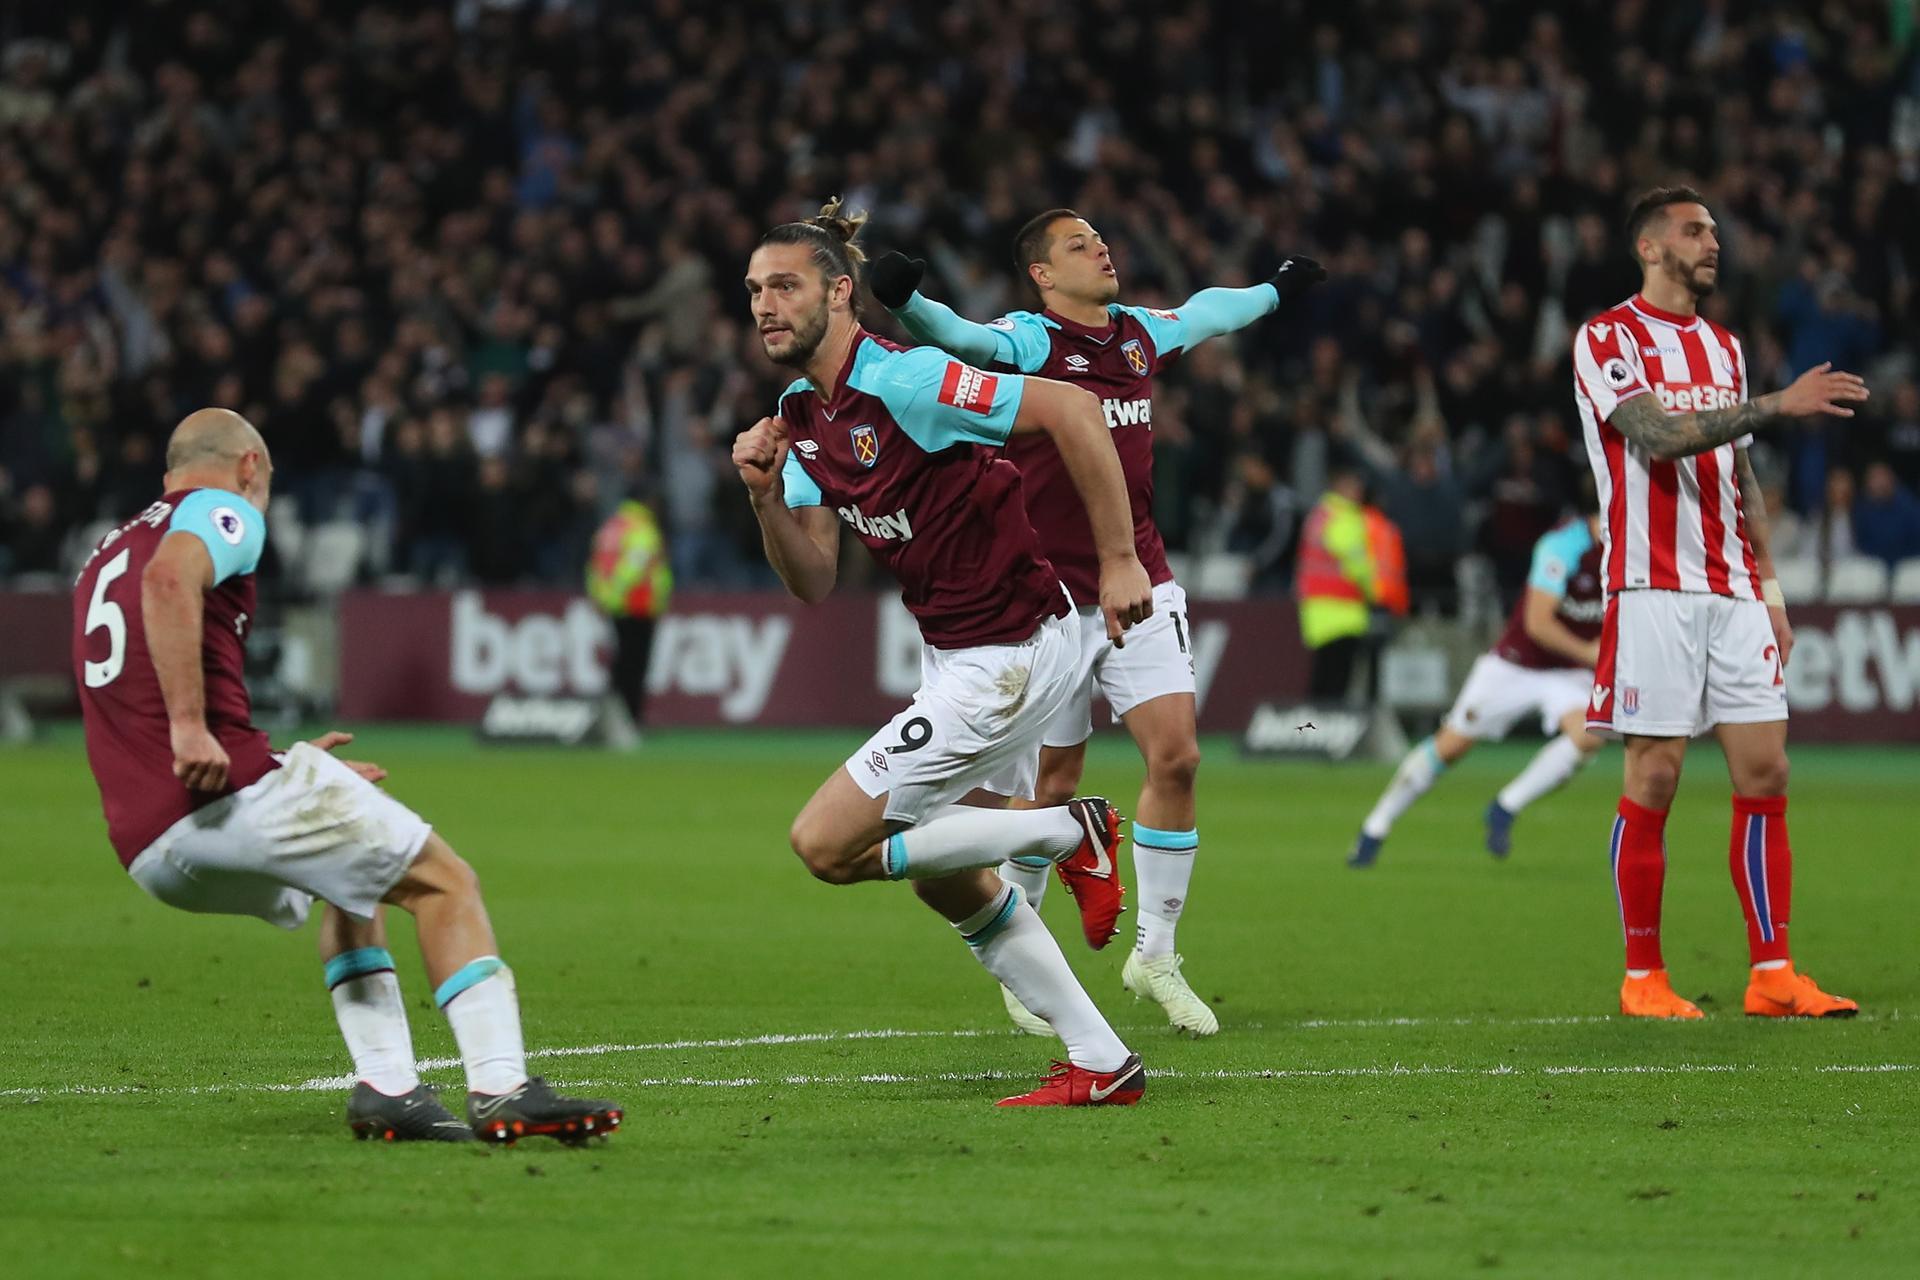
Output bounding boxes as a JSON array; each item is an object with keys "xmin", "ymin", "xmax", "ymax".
[
  {"xmin": 777, "ymin": 330, "xmax": 1068, "ymax": 648},
  {"xmin": 995, "ymin": 308, "xmax": 1175, "ymax": 603},
  {"xmin": 1492, "ymin": 520, "xmax": 1606, "ymax": 670},
  {"xmin": 73, "ymin": 490, "xmax": 277, "ymax": 867}
]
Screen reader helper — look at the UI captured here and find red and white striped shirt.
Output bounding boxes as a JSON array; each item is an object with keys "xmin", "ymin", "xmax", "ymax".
[{"xmin": 1572, "ymin": 295, "xmax": 1760, "ymax": 600}]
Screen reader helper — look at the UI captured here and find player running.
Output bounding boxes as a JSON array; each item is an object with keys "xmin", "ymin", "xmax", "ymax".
[
  {"xmin": 1349, "ymin": 499, "xmax": 1606, "ymax": 867},
  {"xmin": 74, "ymin": 409, "xmax": 621, "ymax": 1143},
  {"xmin": 734, "ymin": 201, "xmax": 1154, "ymax": 1106},
  {"xmin": 1574, "ymin": 186, "xmax": 1870, "ymax": 1019},
  {"xmin": 871, "ymin": 211, "xmax": 1324, "ymax": 1036}
]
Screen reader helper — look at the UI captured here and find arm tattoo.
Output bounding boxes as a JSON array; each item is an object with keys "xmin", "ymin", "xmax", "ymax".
[
  {"xmin": 1608, "ymin": 391, "xmax": 1783, "ymax": 461},
  {"xmin": 1734, "ymin": 447, "xmax": 1772, "ymax": 567}
]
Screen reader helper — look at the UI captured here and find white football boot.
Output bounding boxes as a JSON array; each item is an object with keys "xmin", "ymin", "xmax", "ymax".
[
  {"xmin": 1000, "ymin": 984, "xmax": 1053, "ymax": 1037},
  {"xmin": 1122, "ymin": 951, "xmax": 1219, "ymax": 1036}
]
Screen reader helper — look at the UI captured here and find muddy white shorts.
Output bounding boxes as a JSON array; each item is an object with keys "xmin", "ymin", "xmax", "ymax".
[
  {"xmin": 126, "ymin": 741, "xmax": 433, "ymax": 929},
  {"xmin": 845, "ymin": 608, "xmax": 1082, "ymax": 825},
  {"xmin": 1587, "ymin": 589, "xmax": 1788, "ymax": 738},
  {"xmin": 1444, "ymin": 653, "xmax": 1593, "ymax": 740},
  {"xmin": 1041, "ymin": 579, "xmax": 1196, "ymax": 748}
]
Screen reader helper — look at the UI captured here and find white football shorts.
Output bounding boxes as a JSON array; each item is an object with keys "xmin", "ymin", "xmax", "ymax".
[
  {"xmin": 1587, "ymin": 589, "xmax": 1788, "ymax": 738},
  {"xmin": 845, "ymin": 607, "xmax": 1082, "ymax": 825},
  {"xmin": 127, "ymin": 741, "xmax": 432, "ymax": 929},
  {"xmin": 1041, "ymin": 579, "xmax": 1197, "ymax": 748},
  {"xmin": 1443, "ymin": 653, "xmax": 1593, "ymax": 740}
]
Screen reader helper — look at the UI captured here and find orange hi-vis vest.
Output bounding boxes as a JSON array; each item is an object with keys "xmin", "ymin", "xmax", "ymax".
[
  {"xmin": 1296, "ymin": 500, "xmax": 1366, "ymax": 604},
  {"xmin": 1366, "ymin": 506, "xmax": 1410, "ymax": 617}
]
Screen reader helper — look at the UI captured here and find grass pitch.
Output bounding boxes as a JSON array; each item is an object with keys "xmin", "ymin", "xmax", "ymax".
[{"xmin": 2, "ymin": 726, "xmax": 1915, "ymax": 1278}]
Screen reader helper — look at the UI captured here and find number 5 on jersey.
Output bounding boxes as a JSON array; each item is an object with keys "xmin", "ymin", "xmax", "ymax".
[{"xmin": 83, "ymin": 548, "xmax": 133, "ymax": 688}]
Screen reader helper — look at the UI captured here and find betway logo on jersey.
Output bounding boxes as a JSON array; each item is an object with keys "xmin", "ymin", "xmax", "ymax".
[
  {"xmin": 837, "ymin": 504, "xmax": 914, "ymax": 542},
  {"xmin": 1102, "ymin": 398, "xmax": 1152, "ymax": 429},
  {"xmin": 1560, "ymin": 597, "xmax": 1606, "ymax": 623},
  {"xmin": 1657, "ymin": 384, "xmax": 1741, "ymax": 412}
]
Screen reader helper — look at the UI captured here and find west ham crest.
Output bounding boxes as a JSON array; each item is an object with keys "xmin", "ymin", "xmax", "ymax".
[
  {"xmin": 850, "ymin": 423, "xmax": 879, "ymax": 468},
  {"xmin": 1122, "ymin": 338, "xmax": 1148, "ymax": 377}
]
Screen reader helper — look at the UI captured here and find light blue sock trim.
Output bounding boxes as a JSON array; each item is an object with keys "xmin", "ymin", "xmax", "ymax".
[
  {"xmin": 883, "ymin": 834, "xmax": 908, "ymax": 880},
  {"xmin": 1008, "ymin": 853, "xmax": 1052, "ymax": 869},
  {"xmin": 962, "ymin": 885, "xmax": 1022, "ymax": 949},
  {"xmin": 434, "ymin": 956, "xmax": 505, "ymax": 1009},
  {"xmin": 1132, "ymin": 823, "xmax": 1199, "ymax": 851},
  {"xmin": 324, "ymin": 947, "xmax": 395, "ymax": 989},
  {"xmin": 1422, "ymin": 737, "xmax": 1447, "ymax": 773}
]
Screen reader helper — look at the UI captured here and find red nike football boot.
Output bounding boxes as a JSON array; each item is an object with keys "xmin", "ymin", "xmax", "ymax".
[
  {"xmin": 996, "ymin": 1053, "xmax": 1147, "ymax": 1107},
  {"xmin": 1057, "ymin": 796, "xmax": 1125, "ymax": 949}
]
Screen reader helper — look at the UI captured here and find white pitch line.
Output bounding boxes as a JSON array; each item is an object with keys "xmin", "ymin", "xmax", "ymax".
[{"xmin": 6, "ymin": 1055, "xmax": 1915, "ymax": 1101}]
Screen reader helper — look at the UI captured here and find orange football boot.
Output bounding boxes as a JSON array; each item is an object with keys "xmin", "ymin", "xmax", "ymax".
[
  {"xmin": 1619, "ymin": 970, "xmax": 1704, "ymax": 1019},
  {"xmin": 1744, "ymin": 963, "xmax": 1859, "ymax": 1018}
]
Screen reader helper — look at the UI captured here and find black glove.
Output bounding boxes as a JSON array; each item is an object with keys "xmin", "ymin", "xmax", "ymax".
[
  {"xmin": 1269, "ymin": 254, "xmax": 1327, "ymax": 298},
  {"xmin": 869, "ymin": 252, "xmax": 927, "ymax": 310}
]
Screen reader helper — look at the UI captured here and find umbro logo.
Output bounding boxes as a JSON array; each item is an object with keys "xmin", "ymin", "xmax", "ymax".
[
  {"xmin": 793, "ymin": 439, "xmax": 820, "ymax": 458},
  {"xmin": 1064, "ymin": 354, "xmax": 1090, "ymax": 374}
]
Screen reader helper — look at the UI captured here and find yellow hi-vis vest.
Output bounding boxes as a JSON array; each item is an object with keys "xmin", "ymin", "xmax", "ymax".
[{"xmin": 1295, "ymin": 492, "xmax": 1372, "ymax": 649}]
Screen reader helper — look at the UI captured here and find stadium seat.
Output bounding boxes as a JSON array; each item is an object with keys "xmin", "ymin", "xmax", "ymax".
[
  {"xmin": 1823, "ymin": 555, "xmax": 1888, "ymax": 604},
  {"xmin": 1453, "ymin": 554, "xmax": 1499, "ymax": 628},
  {"xmin": 303, "ymin": 522, "xmax": 366, "ymax": 596},
  {"xmin": 1189, "ymin": 552, "xmax": 1253, "ymax": 600},
  {"xmin": 1890, "ymin": 558, "xmax": 1920, "ymax": 603},
  {"xmin": 1772, "ymin": 558, "xmax": 1821, "ymax": 605},
  {"xmin": 268, "ymin": 497, "xmax": 307, "ymax": 575}
]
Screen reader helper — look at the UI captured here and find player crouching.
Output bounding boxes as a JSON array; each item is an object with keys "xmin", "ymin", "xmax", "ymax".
[{"xmin": 73, "ymin": 409, "xmax": 621, "ymax": 1143}]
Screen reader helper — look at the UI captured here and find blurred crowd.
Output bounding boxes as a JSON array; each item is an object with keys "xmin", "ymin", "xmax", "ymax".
[{"xmin": 3, "ymin": 0, "xmax": 1919, "ymax": 606}]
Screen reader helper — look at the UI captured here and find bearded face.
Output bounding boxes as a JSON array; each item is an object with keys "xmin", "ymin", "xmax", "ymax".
[{"xmin": 1661, "ymin": 244, "xmax": 1718, "ymax": 298}]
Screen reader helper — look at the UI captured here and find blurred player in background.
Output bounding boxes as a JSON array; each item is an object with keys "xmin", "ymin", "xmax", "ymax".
[
  {"xmin": 74, "ymin": 409, "xmax": 622, "ymax": 1143},
  {"xmin": 733, "ymin": 202, "xmax": 1154, "ymax": 1106},
  {"xmin": 873, "ymin": 214, "xmax": 1324, "ymax": 1036},
  {"xmin": 1575, "ymin": 187, "xmax": 1869, "ymax": 1019},
  {"xmin": 1349, "ymin": 495, "xmax": 1606, "ymax": 868}
]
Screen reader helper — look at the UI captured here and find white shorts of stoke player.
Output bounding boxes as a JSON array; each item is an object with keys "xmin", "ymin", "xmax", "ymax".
[
  {"xmin": 1587, "ymin": 588, "xmax": 1788, "ymax": 739},
  {"xmin": 845, "ymin": 606, "xmax": 1082, "ymax": 826},
  {"xmin": 126, "ymin": 741, "xmax": 432, "ymax": 930},
  {"xmin": 1443, "ymin": 653, "xmax": 1594, "ymax": 741},
  {"xmin": 1040, "ymin": 579, "xmax": 1197, "ymax": 750}
]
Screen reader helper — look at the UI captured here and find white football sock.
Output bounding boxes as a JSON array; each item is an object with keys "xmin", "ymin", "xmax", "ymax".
[
  {"xmin": 437, "ymin": 958, "xmax": 528, "ymax": 1095},
  {"xmin": 998, "ymin": 857, "xmax": 1052, "ymax": 908},
  {"xmin": 958, "ymin": 885, "xmax": 1129, "ymax": 1071},
  {"xmin": 328, "ymin": 967, "xmax": 419, "ymax": 1096},
  {"xmin": 1362, "ymin": 738, "xmax": 1446, "ymax": 839},
  {"xmin": 885, "ymin": 807, "xmax": 1081, "ymax": 880},
  {"xmin": 1497, "ymin": 735, "xmax": 1589, "ymax": 813},
  {"xmin": 1132, "ymin": 824, "xmax": 1197, "ymax": 959}
]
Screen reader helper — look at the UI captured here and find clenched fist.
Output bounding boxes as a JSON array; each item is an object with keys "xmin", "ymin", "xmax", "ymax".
[{"xmin": 733, "ymin": 416, "xmax": 790, "ymax": 501}]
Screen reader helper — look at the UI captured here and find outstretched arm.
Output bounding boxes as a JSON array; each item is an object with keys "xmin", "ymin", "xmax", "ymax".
[
  {"xmin": 1607, "ymin": 362, "xmax": 1868, "ymax": 461},
  {"xmin": 892, "ymin": 292, "xmax": 1012, "ymax": 367},
  {"xmin": 1136, "ymin": 255, "xmax": 1325, "ymax": 355}
]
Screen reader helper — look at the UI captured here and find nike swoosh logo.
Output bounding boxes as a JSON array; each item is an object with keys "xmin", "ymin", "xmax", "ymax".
[
  {"xmin": 1088, "ymin": 840, "xmax": 1112, "ymax": 878},
  {"xmin": 1088, "ymin": 1068, "xmax": 1138, "ymax": 1103},
  {"xmin": 470, "ymin": 1090, "xmax": 523, "ymax": 1120}
]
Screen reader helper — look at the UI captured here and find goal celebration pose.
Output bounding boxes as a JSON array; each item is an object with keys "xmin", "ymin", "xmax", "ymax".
[
  {"xmin": 875, "ymin": 212, "xmax": 1323, "ymax": 1035},
  {"xmin": 74, "ymin": 408, "xmax": 621, "ymax": 1142},
  {"xmin": 734, "ymin": 202, "xmax": 1154, "ymax": 1105},
  {"xmin": 1573, "ymin": 187, "xmax": 1868, "ymax": 1019}
]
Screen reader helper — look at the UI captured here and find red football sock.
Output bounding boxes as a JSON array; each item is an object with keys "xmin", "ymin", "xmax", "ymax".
[
  {"xmin": 1730, "ymin": 794, "xmax": 1792, "ymax": 965},
  {"xmin": 1612, "ymin": 797, "xmax": 1668, "ymax": 971}
]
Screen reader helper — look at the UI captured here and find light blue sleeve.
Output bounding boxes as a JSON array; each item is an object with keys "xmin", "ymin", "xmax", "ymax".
[
  {"xmin": 1118, "ymin": 284, "xmax": 1279, "ymax": 358},
  {"xmin": 857, "ymin": 344, "xmax": 1027, "ymax": 452},
  {"xmin": 890, "ymin": 294, "xmax": 1012, "ymax": 369},
  {"xmin": 781, "ymin": 453, "xmax": 824, "ymax": 510},
  {"xmin": 168, "ymin": 489, "xmax": 264, "ymax": 585},
  {"xmin": 1526, "ymin": 524, "xmax": 1592, "ymax": 597}
]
